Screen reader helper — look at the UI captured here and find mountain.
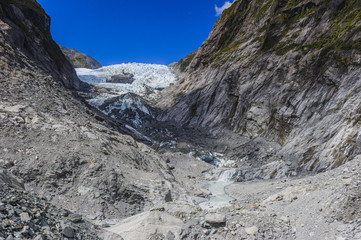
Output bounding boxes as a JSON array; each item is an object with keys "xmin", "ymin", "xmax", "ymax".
[
  {"xmin": 60, "ymin": 46, "xmax": 102, "ymax": 69},
  {"xmin": 159, "ymin": 0, "xmax": 361, "ymax": 176},
  {"xmin": 2, "ymin": 0, "xmax": 361, "ymax": 239},
  {"xmin": 0, "ymin": 0, "xmax": 184, "ymax": 235}
]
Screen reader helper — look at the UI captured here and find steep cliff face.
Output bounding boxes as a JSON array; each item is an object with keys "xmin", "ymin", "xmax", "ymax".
[
  {"xmin": 159, "ymin": 0, "xmax": 361, "ymax": 174},
  {"xmin": 60, "ymin": 46, "xmax": 102, "ymax": 69},
  {"xmin": 0, "ymin": 0, "xmax": 80, "ymax": 89}
]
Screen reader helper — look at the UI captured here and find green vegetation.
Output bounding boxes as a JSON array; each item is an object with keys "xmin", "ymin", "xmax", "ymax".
[
  {"xmin": 286, "ymin": 0, "xmax": 303, "ymax": 8},
  {"xmin": 213, "ymin": 41, "xmax": 245, "ymax": 62},
  {"xmin": 272, "ymin": 0, "xmax": 361, "ymax": 57},
  {"xmin": 219, "ymin": 0, "xmax": 241, "ymax": 19},
  {"xmin": 305, "ymin": 0, "xmax": 361, "ymax": 57},
  {"xmin": 178, "ymin": 52, "xmax": 196, "ymax": 72},
  {"xmin": 199, "ymin": 0, "xmax": 361, "ymax": 65},
  {"xmin": 253, "ymin": 0, "xmax": 272, "ymax": 20},
  {"xmin": 75, "ymin": 55, "xmax": 85, "ymax": 65},
  {"xmin": 74, "ymin": 55, "xmax": 91, "ymax": 68}
]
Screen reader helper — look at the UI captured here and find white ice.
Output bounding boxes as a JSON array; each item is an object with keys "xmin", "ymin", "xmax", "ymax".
[{"xmin": 76, "ymin": 63, "xmax": 177, "ymax": 101}]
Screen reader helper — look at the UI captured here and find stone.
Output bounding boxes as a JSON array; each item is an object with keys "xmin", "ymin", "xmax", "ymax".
[
  {"xmin": 150, "ymin": 206, "xmax": 165, "ymax": 212},
  {"xmin": 205, "ymin": 213, "xmax": 226, "ymax": 225},
  {"xmin": 280, "ymin": 216, "xmax": 290, "ymax": 223},
  {"xmin": 342, "ymin": 178, "xmax": 352, "ymax": 186},
  {"xmin": 20, "ymin": 212, "xmax": 31, "ymax": 222},
  {"xmin": 234, "ymin": 205, "xmax": 241, "ymax": 210},
  {"xmin": 33, "ymin": 235, "xmax": 43, "ymax": 240},
  {"xmin": 164, "ymin": 190, "xmax": 173, "ymax": 202},
  {"xmin": 166, "ymin": 231, "xmax": 176, "ymax": 240},
  {"xmin": 67, "ymin": 213, "xmax": 83, "ymax": 223},
  {"xmin": 245, "ymin": 226, "xmax": 258, "ymax": 235},
  {"xmin": 62, "ymin": 226, "xmax": 75, "ymax": 238}
]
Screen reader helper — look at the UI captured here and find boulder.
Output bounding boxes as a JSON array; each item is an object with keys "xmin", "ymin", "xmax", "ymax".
[{"xmin": 205, "ymin": 213, "xmax": 226, "ymax": 226}]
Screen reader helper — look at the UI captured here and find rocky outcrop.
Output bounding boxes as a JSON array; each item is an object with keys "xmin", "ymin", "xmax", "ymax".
[
  {"xmin": 107, "ymin": 71, "xmax": 135, "ymax": 84},
  {"xmin": 159, "ymin": 0, "xmax": 361, "ymax": 176},
  {"xmin": 0, "ymin": 0, "xmax": 80, "ymax": 89},
  {"xmin": 60, "ymin": 46, "xmax": 102, "ymax": 69}
]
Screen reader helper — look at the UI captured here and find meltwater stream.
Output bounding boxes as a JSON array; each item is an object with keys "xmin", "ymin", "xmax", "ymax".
[{"xmin": 199, "ymin": 169, "xmax": 238, "ymax": 210}]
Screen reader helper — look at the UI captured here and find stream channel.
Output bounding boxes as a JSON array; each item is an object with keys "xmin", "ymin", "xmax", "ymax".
[{"xmin": 199, "ymin": 169, "xmax": 236, "ymax": 210}]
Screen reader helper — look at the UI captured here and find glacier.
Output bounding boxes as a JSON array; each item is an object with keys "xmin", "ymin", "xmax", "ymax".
[
  {"xmin": 75, "ymin": 63, "xmax": 177, "ymax": 135},
  {"xmin": 76, "ymin": 63, "xmax": 177, "ymax": 103}
]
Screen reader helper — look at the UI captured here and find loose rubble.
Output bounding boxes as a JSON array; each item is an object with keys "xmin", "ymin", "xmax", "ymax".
[{"xmin": 0, "ymin": 184, "xmax": 100, "ymax": 240}]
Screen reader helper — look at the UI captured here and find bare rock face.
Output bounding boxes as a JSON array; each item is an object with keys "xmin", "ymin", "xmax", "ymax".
[
  {"xmin": 158, "ymin": 0, "xmax": 361, "ymax": 176},
  {"xmin": 60, "ymin": 46, "xmax": 102, "ymax": 69},
  {"xmin": 0, "ymin": 0, "xmax": 80, "ymax": 89}
]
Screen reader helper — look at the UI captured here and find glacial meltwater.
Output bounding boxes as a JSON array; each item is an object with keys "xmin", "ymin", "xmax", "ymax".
[{"xmin": 199, "ymin": 169, "xmax": 237, "ymax": 210}]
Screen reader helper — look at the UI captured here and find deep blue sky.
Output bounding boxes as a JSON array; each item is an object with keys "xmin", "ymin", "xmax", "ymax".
[{"xmin": 37, "ymin": 0, "xmax": 233, "ymax": 66}]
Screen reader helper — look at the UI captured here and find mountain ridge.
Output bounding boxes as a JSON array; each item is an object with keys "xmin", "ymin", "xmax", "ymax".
[
  {"xmin": 60, "ymin": 46, "xmax": 102, "ymax": 69},
  {"xmin": 159, "ymin": 0, "xmax": 361, "ymax": 175}
]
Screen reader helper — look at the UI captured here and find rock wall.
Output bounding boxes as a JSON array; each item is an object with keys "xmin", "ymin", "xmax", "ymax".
[
  {"xmin": 0, "ymin": 0, "xmax": 80, "ymax": 89},
  {"xmin": 159, "ymin": 0, "xmax": 361, "ymax": 175}
]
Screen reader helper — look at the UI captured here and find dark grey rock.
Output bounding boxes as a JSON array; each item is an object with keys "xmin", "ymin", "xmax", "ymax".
[
  {"xmin": 0, "ymin": 1, "xmax": 80, "ymax": 89},
  {"xmin": 67, "ymin": 213, "xmax": 82, "ymax": 223},
  {"xmin": 107, "ymin": 72, "xmax": 135, "ymax": 84},
  {"xmin": 166, "ymin": 231, "xmax": 175, "ymax": 240},
  {"xmin": 164, "ymin": 190, "xmax": 173, "ymax": 203},
  {"xmin": 62, "ymin": 226, "xmax": 75, "ymax": 238}
]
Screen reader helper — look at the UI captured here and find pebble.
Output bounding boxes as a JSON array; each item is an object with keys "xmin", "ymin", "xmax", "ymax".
[
  {"xmin": 280, "ymin": 216, "xmax": 290, "ymax": 223},
  {"xmin": 20, "ymin": 212, "xmax": 31, "ymax": 222}
]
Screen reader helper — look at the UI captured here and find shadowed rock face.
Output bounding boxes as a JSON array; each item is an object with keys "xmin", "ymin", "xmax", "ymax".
[
  {"xmin": 158, "ymin": 0, "xmax": 361, "ymax": 175},
  {"xmin": 60, "ymin": 46, "xmax": 102, "ymax": 69},
  {"xmin": 0, "ymin": 0, "xmax": 80, "ymax": 89}
]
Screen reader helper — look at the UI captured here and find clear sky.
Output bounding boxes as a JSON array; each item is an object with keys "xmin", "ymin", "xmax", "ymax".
[{"xmin": 37, "ymin": 0, "xmax": 235, "ymax": 66}]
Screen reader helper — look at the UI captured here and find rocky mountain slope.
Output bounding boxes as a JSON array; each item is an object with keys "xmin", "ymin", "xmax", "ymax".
[
  {"xmin": 0, "ymin": 0, "xmax": 187, "ymax": 229},
  {"xmin": 159, "ymin": 0, "xmax": 361, "ymax": 177},
  {"xmin": 2, "ymin": 0, "xmax": 361, "ymax": 239},
  {"xmin": 60, "ymin": 46, "xmax": 102, "ymax": 69}
]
